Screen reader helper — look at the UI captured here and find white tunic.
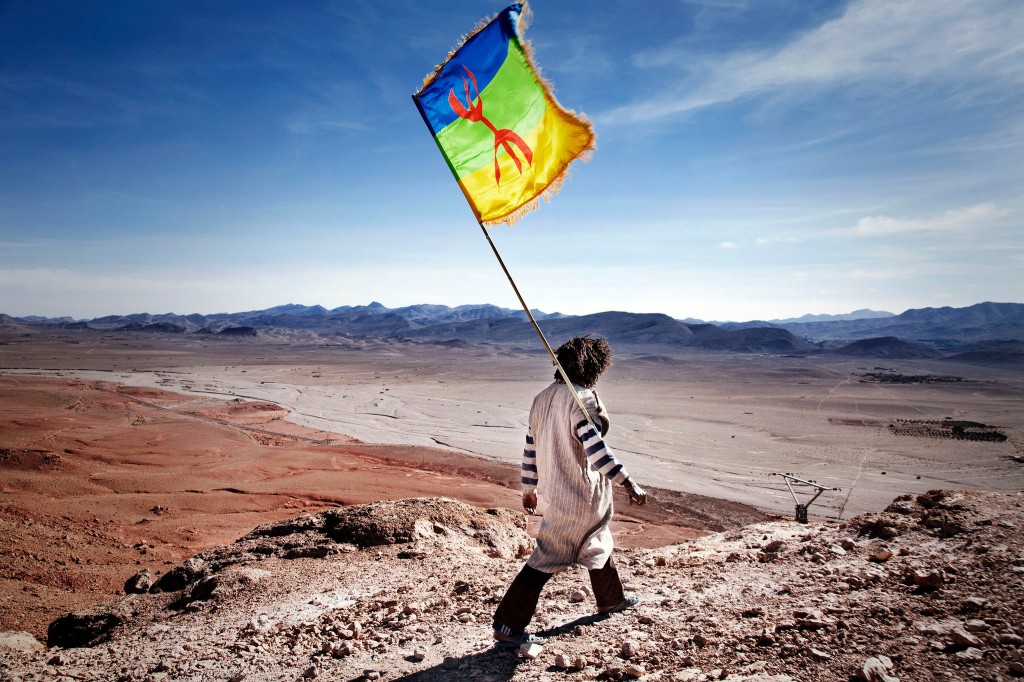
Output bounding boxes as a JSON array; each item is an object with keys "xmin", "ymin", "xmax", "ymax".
[{"xmin": 522, "ymin": 381, "xmax": 631, "ymax": 573}]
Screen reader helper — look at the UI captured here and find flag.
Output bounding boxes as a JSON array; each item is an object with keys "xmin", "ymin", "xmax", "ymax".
[{"xmin": 413, "ymin": 3, "xmax": 595, "ymax": 226}]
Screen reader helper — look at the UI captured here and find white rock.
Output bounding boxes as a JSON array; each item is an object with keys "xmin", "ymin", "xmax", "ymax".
[
  {"xmin": 955, "ymin": 647, "xmax": 984, "ymax": 661},
  {"xmin": 964, "ymin": 619, "xmax": 989, "ymax": 632},
  {"xmin": 961, "ymin": 596, "xmax": 988, "ymax": 611},
  {"xmin": 951, "ymin": 627, "xmax": 983, "ymax": 648},
  {"xmin": 870, "ymin": 549, "xmax": 893, "ymax": 563},
  {"xmin": 519, "ymin": 642, "xmax": 543, "ymax": 659},
  {"xmin": 623, "ymin": 663, "xmax": 645, "ymax": 678},
  {"xmin": 914, "ymin": 619, "xmax": 960, "ymax": 636},
  {"xmin": 858, "ymin": 656, "xmax": 899, "ymax": 682},
  {"xmin": 0, "ymin": 631, "xmax": 45, "ymax": 654}
]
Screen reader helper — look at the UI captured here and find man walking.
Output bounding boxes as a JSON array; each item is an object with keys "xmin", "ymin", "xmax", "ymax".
[{"xmin": 493, "ymin": 336, "xmax": 647, "ymax": 647}]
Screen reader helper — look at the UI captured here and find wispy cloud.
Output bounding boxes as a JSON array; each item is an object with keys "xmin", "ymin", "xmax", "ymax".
[
  {"xmin": 753, "ymin": 203, "xmax": 1011, "ymax": 246},
  {"xmin": 0, "ymin": 72, "xmax": 148, "ymax": 130},
  {"xmin": 851, "ymin": 203, "xmax": 1006, "ymax": 237},
  {"xmin": 285, "ymin": 117, "xmax": 368, "ymax": 135},
  {"xmin": 755, "ymin": 235, "xmax": 802, "ymax": 246},
  {"xmin": 603, "ymin": 0, "xmax": 1024, "ymax": 124}
]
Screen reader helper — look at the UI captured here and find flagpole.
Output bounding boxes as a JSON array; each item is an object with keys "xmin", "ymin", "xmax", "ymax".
[
  {"xmin": 409, "ymin": 97, "xmax": 597, "ymax": 427},
  {"xmin": 477, "ymin": 222, "xmax": 597, "ymax": 427}
]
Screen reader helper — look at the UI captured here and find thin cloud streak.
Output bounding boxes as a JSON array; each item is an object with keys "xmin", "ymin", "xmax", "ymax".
[
  {"xmin": 602, "ymin": 0, "xmax": 1024, "ymax": 125},
  {"xmin": 852, "ymin": 204, "xmax": 1006, "ymax": 237},
  {"xmin": 750, "ymin": 203, "xmax": 1011, "ymax": 246}
]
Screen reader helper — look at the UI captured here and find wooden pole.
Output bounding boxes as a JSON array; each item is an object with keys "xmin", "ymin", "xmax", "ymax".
[
  {"xmin": 410, "ymin": 95, "xmax": 596, "ymax": 427},
  {"xmin": 478, "ymin": 222, "xmax": 596, "ymax": 426}
]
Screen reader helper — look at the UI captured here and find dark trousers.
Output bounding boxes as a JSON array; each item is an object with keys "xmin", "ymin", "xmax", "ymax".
[{"xmin": 492, "ymin": 557, "xmax": 625, "ymax": 635}]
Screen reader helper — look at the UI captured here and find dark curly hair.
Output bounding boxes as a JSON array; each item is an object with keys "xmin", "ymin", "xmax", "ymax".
[{"xmin": 553, "ymin": 336, "xmax": 612, "ymax": 388}]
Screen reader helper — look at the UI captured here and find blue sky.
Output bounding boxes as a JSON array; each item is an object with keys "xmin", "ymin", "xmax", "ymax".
[{"xmin": 1, "ymin": 0, "xmax": 1021, "ymax": 322}]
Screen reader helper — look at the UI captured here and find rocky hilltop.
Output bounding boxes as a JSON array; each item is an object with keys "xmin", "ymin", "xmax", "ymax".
[{"xmin": 2, "ymin": 491, "xmax": 1023, "ymax": 682}]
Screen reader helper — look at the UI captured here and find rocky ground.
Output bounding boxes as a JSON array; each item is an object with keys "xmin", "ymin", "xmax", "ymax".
[
  {"xmin": 0, "ymin": 376, "xmax": 767, "ymax": 645},
  {"xmin": 1, "ymin": 489, "xmax": 1023, "ymax": 682}
]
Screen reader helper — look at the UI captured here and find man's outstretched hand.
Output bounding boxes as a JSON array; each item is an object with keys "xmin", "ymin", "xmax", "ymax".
[
  {"xmin": 626, "ymin": 480, "xmax": 647, "ymax": 506},
  {"xmin": 522, "ymin": 492, "xmax": 538, "ymax": 515}
]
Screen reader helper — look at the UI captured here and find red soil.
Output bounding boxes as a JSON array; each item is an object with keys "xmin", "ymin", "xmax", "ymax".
[{"xmin": 1, "ymin": 376, "xmax": 733, "ymax": 640}]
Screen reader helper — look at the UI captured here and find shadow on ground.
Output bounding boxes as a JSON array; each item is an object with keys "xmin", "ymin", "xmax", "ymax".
[{"xmin": 393, "ymin": 613, "xmax": 613, "ymax": 681}]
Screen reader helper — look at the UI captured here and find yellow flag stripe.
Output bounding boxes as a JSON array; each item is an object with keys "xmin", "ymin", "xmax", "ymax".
[{"xmin": 459, "ymin": 101, "xmax": 592, "ymax": 223}]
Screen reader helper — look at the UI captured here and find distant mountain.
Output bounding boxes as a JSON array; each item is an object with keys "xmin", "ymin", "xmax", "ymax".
[
  {"xmin": 833, "ymin": 336, "xmax": 942, "ymax": 359},
  {"xmin": 3, "ymin": 301, "xmax": 1021, "ymax": 365},
  {"xmin": 396, "ymin": 311, "xmax": 697, "ymax": 350},
  {"xmin": 116, "ymin": 322, "xmax": 187, "ymax": 334},
  {"xmin": 712, "ymin": 309, "xmax": 894, "ymax": 329},
  {"xmin": 777, "ymin": 302, "xmax": 1024, "ymax": 345},
  {"xmin": 387, "ymin": 303, "xmax": 563, "ymax": 325},
  {"xmin": 941, "ymin": 340, "xmax": 1024, "ymax": 367},
  {"xmin": 45, "ymin": 303, "xmax": 563, "ymax": 336},
  {"xmin": 0, "ymin": 313, "xmax": 33, "ymax": 333},
  {"xmin": 259, "ymin": 303, "xmax": 329, "ymax": 316},
  {"xmin": 717, "ymin": 320, "xmax": 779, "ymax": 331},
  {"xmin": 685, "ymin": 325, "xmax": 816, "ymax": 353},
  {"xmin": 15, "ymin": 314, "xmax": 77, "ymax": 323},
  {"xmin": 396, "ymin": 312, "xmax": 815, "ymax": 354},
  {"xmin": 770, "ymin": 309, "xmax": 895, "ymax": 324},
  {"xmin": 217, "ymin": 326, "xmax": 258, "ymax": 337}
]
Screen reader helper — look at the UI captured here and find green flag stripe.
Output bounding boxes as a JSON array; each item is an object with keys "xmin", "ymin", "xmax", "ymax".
[{"xmin": 435, "ymin": 39, "xmax": 546, "ymax": 180}]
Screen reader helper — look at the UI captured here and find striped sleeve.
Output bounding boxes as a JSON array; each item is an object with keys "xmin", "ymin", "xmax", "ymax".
[
  {"xmin": 576, "ymin": 420, "xmax": 630, "ymax": 485},
  {"xmin": 521, "ymin": 426, "xmax": 538, "ymax": 493}
]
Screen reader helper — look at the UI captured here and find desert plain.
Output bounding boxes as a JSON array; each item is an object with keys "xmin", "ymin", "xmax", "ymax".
[{"xmin": 1, "ymin": 327, "xmax": 1022, "ymax": 641}]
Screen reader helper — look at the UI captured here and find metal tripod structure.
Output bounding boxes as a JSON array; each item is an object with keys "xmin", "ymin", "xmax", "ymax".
[{"xmin": 772, "ymin": 473, "xmax": 841, "ymax": 523}]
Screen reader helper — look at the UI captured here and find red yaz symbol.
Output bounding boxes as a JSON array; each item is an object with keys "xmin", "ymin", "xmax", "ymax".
[{"xmin": 448, "ymin": 66, "xmax": 533, "ymax": 186}]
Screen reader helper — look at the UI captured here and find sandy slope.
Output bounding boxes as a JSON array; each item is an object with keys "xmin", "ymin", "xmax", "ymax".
[
  {"xmin": 2, "ymin": 491, "xmax": 1023, "ymax": 681},
  {"xmin": 3, "ymin": 331, "xmax": 1022, "ymax": 522},
  {"xmin": 0, "ymin": 376, "xmax": 762, "ymax": 641},
  {"xmin": 2, "ymin": 330, "xmax": 1023, "ymax": 647}
]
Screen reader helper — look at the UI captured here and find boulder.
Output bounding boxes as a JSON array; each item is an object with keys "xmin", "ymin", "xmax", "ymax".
[
  {"xmin": 150, "ymin": 557, "xmax": 209, "ymax": 593},
  {"xmin": 909, "ymin": 568, "xmax": 944, "ymax": 590},
  {"xmin": 235, "ymin": 498, "xmax": 529, "ymax": 560},
  {"xmin": 47, "ymin": 599, "xmax": 132, "ymax": 648},
  {"xmin": 124, "ymin": 568, "xmax": 153, "ymax": 594},
  {"xmin": 857, "ymin": 656, "xmax": 899, "ymax": 682},
  {"xmin": 0, "ymin": 630, "xmax": 45, "ymax": 654},
  {"xmin": 950, "ymin": 627, "xmax": 983, "ymax": 649}
]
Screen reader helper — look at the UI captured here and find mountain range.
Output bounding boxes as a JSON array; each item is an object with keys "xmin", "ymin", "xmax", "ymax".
[{"xmin": 3, "ymin": 301, "xmax": 1022, "ymax": 366}]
